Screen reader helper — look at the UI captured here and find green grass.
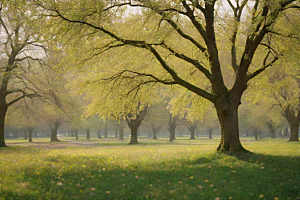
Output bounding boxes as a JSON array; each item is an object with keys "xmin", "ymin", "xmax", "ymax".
[{"xmin": 0, "ymin": 137, "xmax": 300, "ymax": 200}]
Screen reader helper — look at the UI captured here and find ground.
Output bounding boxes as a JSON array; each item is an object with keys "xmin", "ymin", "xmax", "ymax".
[{"xmin": 0, "ymin": 137, "xmax": 299, "ymax": 200}]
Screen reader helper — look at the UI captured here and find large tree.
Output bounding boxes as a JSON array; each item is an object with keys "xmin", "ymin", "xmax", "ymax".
[
  {"xmin": 0, "ymin": 1, "xmax": 49, "ymax": 147},
  {"xmin": 38, "ymin": 0, "xmax": 299, "ymax": 152}
]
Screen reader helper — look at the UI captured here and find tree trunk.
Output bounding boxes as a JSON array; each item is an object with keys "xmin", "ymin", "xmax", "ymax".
[
  {"xmin": 169, "ymin": 125, "xmax": 176, "ymax": 142},
  {"xmin": 153, "ymin": 130, "xmax": 158, "ymax": 140},
  {"xmin": 254, "ymin": 130, "xmax": 259, "ymax": 140},
  {"xmin": 168, "ymin": 114, "xmax": 177, "ymax": 142},
  {"xmin": 216, "ymin": 105, "xmax": 248, "ymax": 153},
  {"xmin": 189, "ymin": 128, "xmax": 196, "ymax": 139},
  {"xmin": 104, "ymin": 124, "xmax": 108, "ymax": 138},
  {"xmin": 208, "ymin": 128, "xmax": 213, "ymax": 139},
  {"xmin": 289, "ymin": 121, "xmax": 299, "ymax": 142},
  {"xmin": 27, "ymin": 127, "xmax": 33, "ymax": 142},
  {"xmin": 86, "ymin": 129, "xmax": 90, "ymax": 139},
  {"xmin": 129, "ymin": 123, "xmax": 138, "ymax": 144},
  {"xmin": 50, "ymin": 120, "xmax": 60, "ymax": 142},
  {"xmin": 283, "ymin": 109, "xmax": 300, "ymax": 142},
  {"xmin": 115, "ymin": 128, "xmax": 118, "ymax": 138},
  {"xmin": 50, "ymin": 128, "xmax": 59, "ymax": 142},
  {"xmin": 119, "ymin": 126, "xmax": 124, "ymax": 140},
  {"xmin": 75, "ymin": 129, "xmax": 79, "ymax": 139}
]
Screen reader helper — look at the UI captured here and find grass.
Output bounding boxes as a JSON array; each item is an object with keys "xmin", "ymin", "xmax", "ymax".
[{"xmin": 0, "ymin": 137, "xmax": 300, "ymax": 200}]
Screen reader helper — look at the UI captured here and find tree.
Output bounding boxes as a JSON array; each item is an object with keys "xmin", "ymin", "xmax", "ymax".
[
  {"xmin": 168, "ymin": 113, "xmax": 178, "ymax": 142},
  {"xmin": 0, "ymin": 1, "xmax": 49, "ymax": 147},
  {"xmin": 126, "ymin": 103, "xmax": 148, "ymax": 144},
  {"xmin": 38, "ymin": 0, "xmax": 299, "ymax": 152}
]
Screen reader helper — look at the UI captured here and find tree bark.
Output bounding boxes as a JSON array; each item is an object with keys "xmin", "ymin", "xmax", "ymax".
[
  {"xmin": 216, "ymin": 103, "xmax": 248, "ymax": 153},
  {"xmin": 129, "ymin": 124, "xmax": 138, "ymax": 144},
  {"xmin": 75, "ymin": 129, "xmax": 79, "ymax": 139},
  {"xmin": 168, "ymin": 114, "xmax": 177, "ymax": 142},
  {"xmin": 282, "ymin": 109, "xmax": 300, "ymax": 142},
  {"xmin": 289, "ymin": 122, "xmax": 299, "ymax": 142},
  {"xmin": 104, "ymin": 124, "xmax": 108, "ymax": 138},
  {"xmin": 27, "ymin": 127, "xmax": 33, "ymax": 142},
  {"xmin": 187, "ymin": 121, "xmax": 198, "ymax": 139},
  {"xmin": 126, "ymin": 104, "xmax": 147, "ymax": 144},
  {"xmin": 208, "ymin": 128, "xmax": 213, "ymax": 139},
  {"xmin": 50, "ymin": 120, "xmax": 60, "ymax": 142},
  {"xmin": 86, "ymin": 129, "xmax": 90, "ymax": 139},
  {"xmin": 151, "ymin": 123, "xmax": 161, "ymax": 140}
]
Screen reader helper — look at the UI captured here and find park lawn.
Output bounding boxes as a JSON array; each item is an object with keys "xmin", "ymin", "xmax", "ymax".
[{"xmin": 0, "ymin": 138, "xmax": 299, "ymax": 200}]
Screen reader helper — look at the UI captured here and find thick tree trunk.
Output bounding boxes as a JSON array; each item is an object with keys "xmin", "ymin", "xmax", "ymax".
[
  {"xmin": 216, "ymin": 105, "xmax": 248, "ymax": 153},
  {"xmin": 27, "ymin": 127, "xmax": 33, "ymax": 142},
  {"xmin": 0, "ymin": 106, "xmax": 7, "ymax": 147},
  {"xmin": 169, "ymin": 125, "xmax": 176, "ymax": 142},
  {"xmin": 75, "ymin": 129, "xmax": 79, "ymax": 139},
  {"xmin": 50, "ymin": 128, "xmax": 59, "ymax": 142},
  {"xmin": 289, "ymin": 121, "xmax": 299, "ymax": 142},
  {"xmin": 129, "ymin": 124, "xmax": 138, "ymax": 144},
  {"xmin": 153, "ymin": 130, "xmax": 158, "ymax": 140},
  {"xmin": 283, "ymin": 109, "xmax": 300, "ymax": 142},
  {"xmin": 50, "ymin": 120, "xmax": 60, "ymax": 142},
  {"xmin": 86, "ymin": 129, "xmax": 90, "ymax": 139},
  {"xmin": 189, "ymin": 128, "xmax": 196, "ymax": 139}
]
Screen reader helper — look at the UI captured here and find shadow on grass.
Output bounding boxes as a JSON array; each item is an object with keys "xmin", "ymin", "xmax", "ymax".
[{"xmin": 1, "ymin": 151, "xmax": 300, "ymax": 200}]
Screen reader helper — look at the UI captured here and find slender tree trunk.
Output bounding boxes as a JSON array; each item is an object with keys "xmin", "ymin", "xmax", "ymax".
[
  {"xmin": 168, "ymin": 114, "xmax": 177, "ymax": 142},
  {"xmin": 86, "ymin": 129, "xmax": 90, "ymax": 139},
  {"xmin": 216, "ymin": 105, "xmax": 248, "ymax": 153},
  {"xmin": 75, "ymin": 129, "xmax": 79, "ymax": 139},
  {"xmin": 208, "ymin": 128, "xmax": 213, "ymax": 139},
  {"xmin": 119, "ymin": 126, "xmax": 124, "ymax": 140},
  {"xmin": 27, "ymin": 127, "xmax": 33, "ymax": 142},
  {"xmin": 196, "ymin": 130, "xmax": 199, "ymax": 138},
  {"xmin": 104, "ymin": 124, "xmax": 108, "ymax": 138},
  {"xmin": 254, "ymin": 130, "xmax": 259, "ymax": 140}
]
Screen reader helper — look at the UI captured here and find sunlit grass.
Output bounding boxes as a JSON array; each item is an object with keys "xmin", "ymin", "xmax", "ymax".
[{"xmin": 1, "ymin": 138, "xmax": 299, "ymax": 199}]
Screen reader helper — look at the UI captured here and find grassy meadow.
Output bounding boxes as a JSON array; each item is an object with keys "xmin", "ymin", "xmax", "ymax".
[{"xmin": 0, "ymin": 137, "xmax": 300, "ymax": 200}]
